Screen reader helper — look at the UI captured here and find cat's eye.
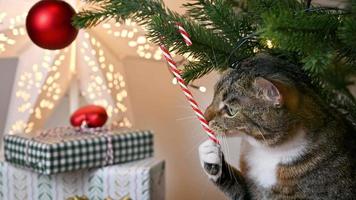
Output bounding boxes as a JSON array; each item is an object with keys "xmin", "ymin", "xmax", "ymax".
[{"xmin": 223, "ymin": 105, "xmax": 238, "ymax": 118}]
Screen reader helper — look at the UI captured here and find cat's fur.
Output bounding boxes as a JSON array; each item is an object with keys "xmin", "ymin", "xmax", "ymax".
[{"xmin": 199, "ymin": 54, "xmax": 356, "ymax": 199}]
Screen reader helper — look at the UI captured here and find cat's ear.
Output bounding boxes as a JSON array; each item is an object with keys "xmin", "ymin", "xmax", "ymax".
[{"xmin": 253, "ymin": 77, "xmax": 283, "ymax": 107}]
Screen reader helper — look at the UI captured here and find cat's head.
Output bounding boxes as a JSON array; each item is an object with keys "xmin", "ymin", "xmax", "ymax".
[{"xmin": 205, "ymin": 54, "xmax": 317, "ymax": 146}]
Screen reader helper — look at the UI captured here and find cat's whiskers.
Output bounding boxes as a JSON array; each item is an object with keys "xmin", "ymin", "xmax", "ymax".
[
  {"xmin": 217, "ymin": 134, "xmax": 232, "ymax": 184},
  {"xmin": 172, "ymin": 105, "xmax": 195, "ymax": 110},
  {"xmin": 256, "ymin": 126, "xmax": 267, "ymax": 143},
  {"xmin": 222, "ymin": 134, "xmax": 233, "ymax": 178},
  {"xmin": 184, "ymin": 132, "xmax": 209, "ymax": 159},
  {"xmin": 222, "ymin": 133, "xmax": 241, "ymax": 186},
  {"xmin": 175, "ymin": 115, "xmax": 197, "ymax": 121},
  {"xmin": 219, "ymin": 135, "xmax": 231, "ymax": 174},
  {"xmin": 171, "ymin": 96, "xmax": 197, "ymax": 109}
]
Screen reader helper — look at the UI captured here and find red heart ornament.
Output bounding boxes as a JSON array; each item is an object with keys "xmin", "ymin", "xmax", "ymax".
[{"xmin": 70, "ymin": 105, "xmax": 108, "ymax": 128}]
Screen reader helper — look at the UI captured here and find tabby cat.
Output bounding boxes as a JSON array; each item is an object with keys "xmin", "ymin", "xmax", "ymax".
[{"xmin": 199, "ymin": 54, "xmax": 356, "ymax": 199}]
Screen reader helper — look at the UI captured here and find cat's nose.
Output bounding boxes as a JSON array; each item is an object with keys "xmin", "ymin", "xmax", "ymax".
[{"xmin": 204, "ymin": 106, "xmax": 216, "ymax": 123}]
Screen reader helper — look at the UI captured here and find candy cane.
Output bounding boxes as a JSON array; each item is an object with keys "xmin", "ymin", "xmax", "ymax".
[
  {"xmin": 176, "ymin": 23, "xmax": 192, "ymax": 46},
  {"xmin": 160, "ymin": 24, "xmax": 218, "ymax": 143}
]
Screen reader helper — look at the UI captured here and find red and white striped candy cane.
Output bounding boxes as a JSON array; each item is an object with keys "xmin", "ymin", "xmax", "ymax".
[
  {"xmin": 160, "ymin": 24, "xmax": 218, "ymax": 143},
  {"xmin": 176, "ymin": 23, "xmax": 192, "ymax": 46}
]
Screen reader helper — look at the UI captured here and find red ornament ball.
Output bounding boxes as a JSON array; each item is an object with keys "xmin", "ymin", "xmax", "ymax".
[
  {"xmin": 26, "ymin": 0, "xmax": 79, "ymax": 50},
  {"xmin": 70, "ymin": 105, "xmax": 108, "ymax": 128}
]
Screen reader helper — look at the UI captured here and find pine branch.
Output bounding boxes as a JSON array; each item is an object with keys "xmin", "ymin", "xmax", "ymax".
[
  {"xmin": 338, "ymin": 17, "xmax": 356, "ymax": 64},
  {"xmin": 73, "ymin": 0, "xmax": 167, "ymax": 28},
  {"xmin": 74, "ymin": 8, "xmax": 117, "ymax": 28},
  {"xmin": 260, "ymin": 10, "xmax": 340, "ymax": 53},
  {"xmin": 182, "ymin": 60, "xmax": 220, "ymax": 82},
  {"xmin": 148, "ymin": 14, "xmax": 235, "ymax": 83},
  {"xmin": 302, "ymin": 51, "xmax": 334, "ymax": 75},
  {"xmin": 148, "ymin": 13, "xmax": 232, "ymax": 58},
  {"xmin": 322, "ymin": 59, "xmax": 356, "ymax": 90},
  {"xmin": 248, "ymin": 0, "xmax": 304, "ymax": 14},
  {"xmin": 74, "ymin": 0, "xmax": 237, "ymax": 82},
  {"xmin": 184, "ymin": 0, "xmax": 255, "ymax": 43}
]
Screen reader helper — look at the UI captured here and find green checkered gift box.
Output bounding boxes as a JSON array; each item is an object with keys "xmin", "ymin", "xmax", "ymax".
[{"xmin": 3, "ymin": 127, "xmax": 154, "ymax": 175}]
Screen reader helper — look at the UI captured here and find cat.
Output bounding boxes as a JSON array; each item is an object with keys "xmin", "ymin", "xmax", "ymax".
[{"xmin": 199, "ymin": 54, "xmax": 356, "ymax": 199}]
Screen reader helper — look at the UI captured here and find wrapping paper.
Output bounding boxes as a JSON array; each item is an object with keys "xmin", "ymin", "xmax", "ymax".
[
  {"xmin": 4, "ymin": 128, "xmax": 154, "ymax": 174},
  {"xmin": 0, "ymin": 158, "xmax": 165, "ymax": 200}
]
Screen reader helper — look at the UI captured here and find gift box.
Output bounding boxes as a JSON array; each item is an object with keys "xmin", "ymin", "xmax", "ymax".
[
  {"xmin": 0, "ymin": 158, "xmax": 165, "ymax": 200},
  {"xmin": 4, "ymin": 128, "xmax": 154, "ymax": 174}
]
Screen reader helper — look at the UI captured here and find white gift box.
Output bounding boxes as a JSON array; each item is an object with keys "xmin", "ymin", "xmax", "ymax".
[{"xmin": 0, "ymin": 158, "xmax": 165, "ymax": 200}]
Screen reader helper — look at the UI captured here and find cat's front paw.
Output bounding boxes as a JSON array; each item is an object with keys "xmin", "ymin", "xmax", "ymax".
[{"xmin": 199, "ymin": 139, "xmax": 222, "ymax": 182}]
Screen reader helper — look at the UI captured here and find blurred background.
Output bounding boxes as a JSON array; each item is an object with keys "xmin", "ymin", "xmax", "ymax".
[
  {"xmin": 0, "ymin": 0, "xmax": 349, "ymax": 199},
  {"xmin": 0, "ymin": 0, "xmax": 239, "ymax": 199}
]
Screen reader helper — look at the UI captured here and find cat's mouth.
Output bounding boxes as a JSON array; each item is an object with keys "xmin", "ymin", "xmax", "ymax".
[
  {"xmin": 225, "ymin": 130, "xmax": 240, "ymax": 136},
  {"xmin": 224, "ymin": 126, "xmax": 248, "ymax": 136}
]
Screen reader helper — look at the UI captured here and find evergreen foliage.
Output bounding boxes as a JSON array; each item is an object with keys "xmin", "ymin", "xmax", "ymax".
[{"xmin": 73, "ymin": 0, "xmax": 356, "ymax": 125}]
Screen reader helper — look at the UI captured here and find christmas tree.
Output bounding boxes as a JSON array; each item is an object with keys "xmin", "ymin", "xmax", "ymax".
[{"xmin": 73, "ymin": 0, "xmax": 356, "ymax": 126}]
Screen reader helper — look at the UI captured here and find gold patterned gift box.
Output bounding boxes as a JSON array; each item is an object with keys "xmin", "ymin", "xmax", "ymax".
[{"xmin": 0, "ymin": 158, "xmax": 165, "ymax": 200}]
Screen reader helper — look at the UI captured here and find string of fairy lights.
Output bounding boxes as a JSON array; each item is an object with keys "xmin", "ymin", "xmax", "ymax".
[
  {"xmin": 0, "ymin": 13, "xmax": 27, "ymax": 53},
  {"xmin": 80, "ymin": 32, "xmax": 131, "ymax": 128},
  {"xmin": 101, "ymin": 19, "xmax": 163, "ymax": 61},
  {"xmin": 0, "ymin": 5, "xmax": 206, "ymax": 134},
  {"xmin": 100, "ymin": 19, "xmax": 206, "ymax": 92},
  {"xmin": 11, "ymin": 49, "xmax": 64, "ymax": 134}
]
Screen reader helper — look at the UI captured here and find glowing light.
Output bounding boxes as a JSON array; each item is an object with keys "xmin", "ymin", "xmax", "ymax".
[
  {"xmin": 145, "ymin": 53, "xmax": 152, "ymax": 59},
  {"xmin": 138, "ymin": 52, "xmax": 145, "ymax": 57},
  {"xmin": 92, "ymin": 66, "xmax": 99, "ymax": 72},
  {"xmin": 0, "ymin": 34, "xmax": 6, "ymax": 40},
  {"xmin": 266, "ymin": 40, "xmax": 273, "ymax": 49},
  {"xmin": 154, "ymin": 50, "xmax": 163, "ymax": 59},
  {"xmin": 172, "ymin": 77, "xmax": 178, "ymax": 85},
  {"xmin": 12, "ymin": 29, "xmax": 19, "ymax": 36},
  {"xmin": 114, "ymin": 31, "xmax": 120, "ymax": 37},
  {"xmin": 99, "ymin": 56, "xmax": 106, "ymax": 63},
  {"xmin": 121, "ymin": 29, "xmax": 128, "ymax": 37},
  {"xmin": 102, "ymin": 23, "xmax": 111, "ymax": 29},
  {"xmin": 128, "ymin": 41, "xmax": 137, "ymax": 47},
  {"xmin": 0, "ymin": 13, "xmax": 6, "ymax": 22},
  {"xmin": 4, "ymin": 17, "xmax": 133, "ymax": 133},
  {"xmin": 137, "ymin": 36, "xmax": 146, "ymax": 44},
  {"xmin": 199, "ymin": 87, "xmax": 207, "ymax": 93},
  {"xmin": 95, "ymin": 76, "xmax": 103, "ymax": 84},
  {"xmin": 127, "ymin": 32, "xmax": 134, "ymax": 38},
  {"xmin": 19, "ymin": 28, "xmax": 26, "ymax": 35},
  {"xmin": 125, "ymin": 19, "xmax": 132, "ymax": 26},
  {"xmin": 82, "ymin": 41, "xmax": 89, "ymax": 49},
  {"xmin": 108, "ymin": 64, "xmax": 114, "ymax": 72}
]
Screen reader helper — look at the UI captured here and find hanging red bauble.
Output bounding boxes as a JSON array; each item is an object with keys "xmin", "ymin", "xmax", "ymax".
[
  {"xmin": 70, "ymin": 105, "xmax": 108, "ymax": 128},
  {"xmin": 26, "ymin": 0, "xmax": 79, "ymax": 50}
]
